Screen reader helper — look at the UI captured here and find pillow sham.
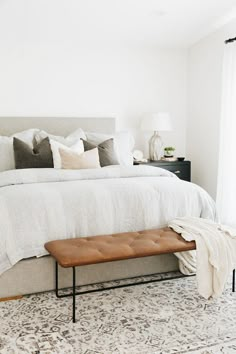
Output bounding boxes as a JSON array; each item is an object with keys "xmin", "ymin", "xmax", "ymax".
[
  {"xmin": 35, "ymin": 128, "xmax": 86, "ymax": 147},
  {"xmin": 59, "ymin": 147, "xmax": 101, "ymax": 170},
  {"xmin": 83, "ymin": 138, "xmax": 119, "ymax": 167},
  {"xmin": 50, "ymin": 139, "xmax": 84, "ymax": 169},
  {"xmin": 13, "ymin": 137, "xmax": 53, "ymax": 169},
  {"xmin": 85, "ymin": 131, "xmax": 134, "ymax": 166},
  {"xmin": 0, "ymin": 128, "xmax": 40, "ymax": 172},
  {"xmin": 14, "ymin": 128, "xmax": 39, "ymax": 148}
]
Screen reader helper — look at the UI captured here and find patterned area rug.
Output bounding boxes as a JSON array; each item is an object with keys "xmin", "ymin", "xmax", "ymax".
[{"xmin": 0, "ymin": 272, "xmax": 236, "ymax": 354}]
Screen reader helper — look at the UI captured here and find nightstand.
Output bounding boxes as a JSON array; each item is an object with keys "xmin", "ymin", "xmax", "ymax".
[{"xmin": 134, "ymin": 160, "xmax": 191, "ymax": 182}]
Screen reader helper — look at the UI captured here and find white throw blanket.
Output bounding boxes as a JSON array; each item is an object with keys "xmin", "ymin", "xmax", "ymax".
[
  {"xmin": 169, "ymin": 217, "xmax": 236, "ymax": 299},
  {"xmin": 0, "ymin": 166, "xmax": 216, "ymax": 276}
]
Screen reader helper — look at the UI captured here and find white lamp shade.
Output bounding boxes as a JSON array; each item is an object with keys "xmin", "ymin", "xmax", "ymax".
[{"xmin": 140, "ymin": 112, "xmax": 172, "ymax": 132}]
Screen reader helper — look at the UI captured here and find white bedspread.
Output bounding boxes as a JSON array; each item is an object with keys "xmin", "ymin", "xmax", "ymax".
[
  {"xmin": 169, "ymin": 217, "xmax": 236, "ymax": 299},
  {"xmin": 0, "ymin": 166, "xmax": 216, "ymax": 275}
]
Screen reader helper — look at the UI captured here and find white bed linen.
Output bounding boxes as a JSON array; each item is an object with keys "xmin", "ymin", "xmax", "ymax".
[{"xmin": 0, "ymin": 166, "xmax": 216, "ymax": 275}]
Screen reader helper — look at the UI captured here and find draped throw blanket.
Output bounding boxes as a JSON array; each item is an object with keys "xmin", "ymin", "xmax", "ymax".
[{"xmin": 169, "ymin": 217, "xmax": 236, "ymax": 299}]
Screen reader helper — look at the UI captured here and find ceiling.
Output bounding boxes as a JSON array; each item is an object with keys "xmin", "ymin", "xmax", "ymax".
[{"xmin": 0, "ymin": 0, "xmax": 236, "ymax": 47}]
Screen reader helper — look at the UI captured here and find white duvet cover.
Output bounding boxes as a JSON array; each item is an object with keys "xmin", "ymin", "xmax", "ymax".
[{"xmin": 0, "ymin": 166, "xmax": 216, "ymax": 275}]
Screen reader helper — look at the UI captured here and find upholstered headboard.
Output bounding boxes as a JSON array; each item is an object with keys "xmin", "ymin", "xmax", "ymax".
[{"xmin": 0, "ymin": 117, "xmax": 116, "ymax": 136}]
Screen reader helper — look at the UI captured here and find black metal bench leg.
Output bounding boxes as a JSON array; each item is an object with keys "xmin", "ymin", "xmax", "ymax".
[
  {"xmin": 55, "ymin": 262, "xmax": 59, "ymax": 298},
  {"xmin": 55, "ymin": 262, "xmax": 76, "ymax": 322},
  {"xmin": 233, "ymin": 269, "xmax": 235, "ymax": 293},
  {"xmin": 73, "ymin": 266, "xmax": 76, "ymax": 323}
]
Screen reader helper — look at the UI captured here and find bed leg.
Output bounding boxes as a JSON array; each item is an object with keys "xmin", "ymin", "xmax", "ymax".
[
  {"xmin": 72, "ymin": 266, "xmax": 76, "ymax": 323},
  {"xmin": 233, "ymin": 269, "xmax": 235, "ymax": 293}
]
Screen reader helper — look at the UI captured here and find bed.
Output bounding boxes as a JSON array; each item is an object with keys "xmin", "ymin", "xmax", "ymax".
[{"xmin": 0, "ymin": 117, "xmax": 216, "ymax": 298}]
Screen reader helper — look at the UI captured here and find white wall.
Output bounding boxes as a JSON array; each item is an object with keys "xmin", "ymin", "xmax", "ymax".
[
  {"xmin": 0, "ymin": 40, "xmax": 187, "ymax": 157},
  {"xmin": 187, "ymin": 18, "xmax": 236, "ymax": 198},
  {"xmin": 1, "ymin": 2, "xmax": 236, "ymax": 198}
]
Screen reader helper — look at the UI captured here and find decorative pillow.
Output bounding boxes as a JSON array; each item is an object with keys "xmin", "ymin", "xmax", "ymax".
[
  {"xmin": 83, "ymin": 138, "xmax": 119, "ymax": 167},
  {"xmin": 85, "ymin": 131, "xmax": 134, "ymax": 166},
  {"xmin": 13, "ymin": 137, "xmax": 53, "ymax": 169},
  {"xmin": 0, "ymin": 128, "xmax": 40, "ymax": 172},
  {"xmin": 59, "ymin": 148, "xmax": 101, "ymax": 170},
  {"xmin": 50, "ymin": 139, "xmax": 84, "ymax": 169},
  {"xmin": 13, "ymin": 128, "xmax": 39, "ymax": 148},
  {"xmin": 35, "ymin": 128, "xmax": 86, "ymax": 147},
  {"xmin": 0, "ymin": 137, "xmax": 16, "ymax": 172}
]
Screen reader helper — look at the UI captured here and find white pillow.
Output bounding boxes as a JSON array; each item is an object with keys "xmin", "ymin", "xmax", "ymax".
[
  {"xmin": 35, "ymin": 128, "xmax": 86, "ymax": 147},
  {"xmin": 85, "ymin": 131, "xmax": 135, "ymax": 166},
  {"xmin": 50, "ymin": 139, "xmax": 84, "ymax": 169},
  {"xmin": 0, "ymin": 128, "xmax": 39, "ymax": 172},
  {"xmin": 14, "ymin": 128, "xmax": 39, "ymax": 148},
  {"xmin": 0, "ymin": 137, "xmax": 15, "ymax": 172},
  {"xmin": 59, "ymin": 147, "xmax": 101, "ymax": 170}
]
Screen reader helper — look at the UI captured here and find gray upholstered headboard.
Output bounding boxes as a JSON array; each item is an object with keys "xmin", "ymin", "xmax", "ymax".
[{"xmin": 0, "ymin": 117, "xmax": 116, "ymax": 136}]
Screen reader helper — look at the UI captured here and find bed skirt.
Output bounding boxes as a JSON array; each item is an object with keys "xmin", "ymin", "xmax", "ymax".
[{"xmin": 0, "ymin": 254, "xmax": 178, "ymax": 298}]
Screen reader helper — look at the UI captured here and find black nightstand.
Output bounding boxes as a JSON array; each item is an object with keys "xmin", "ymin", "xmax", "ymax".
[{"xmin": 134, "ymin": 160, "xmax": 191, "ymax": 182}]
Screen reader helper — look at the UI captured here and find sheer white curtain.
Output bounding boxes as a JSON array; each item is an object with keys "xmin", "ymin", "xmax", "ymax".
[{"xmin": 216, "ymin": 42, "xmax": 236, "ymax": 226}]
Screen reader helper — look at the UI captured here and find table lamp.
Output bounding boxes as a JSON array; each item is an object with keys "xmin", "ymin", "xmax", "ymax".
[{"xmin": 140, "ymin": 112, "xmax": 172, "ymax": 161}]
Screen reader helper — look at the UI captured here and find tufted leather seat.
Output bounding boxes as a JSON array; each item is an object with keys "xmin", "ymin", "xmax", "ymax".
[{"xmin": 45, "ymin": 227, "xmax": 196, "ymax": 268}]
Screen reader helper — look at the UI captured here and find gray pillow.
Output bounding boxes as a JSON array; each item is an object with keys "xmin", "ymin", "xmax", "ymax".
[
  {"xmin": 83, "ymin": 138, "xmax": 119, "ymax": 167},
  {"xmin": 13, "ymin": 137, "xmax": 53, "ymax": 169}
]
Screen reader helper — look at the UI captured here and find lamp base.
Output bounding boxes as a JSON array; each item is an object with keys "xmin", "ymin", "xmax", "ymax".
[{"xmin": 149, "ymin": 131, "xmax": 163, "ymax": 161}]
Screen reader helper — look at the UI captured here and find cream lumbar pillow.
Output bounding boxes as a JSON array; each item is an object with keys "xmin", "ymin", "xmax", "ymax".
[
  {"xmin": 50, "ymin": 139, "xmax": 84, "ymax": 169},
  {"xmin": 59, "ymin": 147, "xmax": 101, "ymax": 170}
]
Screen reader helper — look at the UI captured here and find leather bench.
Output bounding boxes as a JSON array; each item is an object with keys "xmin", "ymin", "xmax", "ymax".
[
  {"xmin": 45, "ymin": 227, "xmax": 235, "ymax": 323},
  {"xmin": 45, "ymin": 227, "xmax": 197, "ymax": 322}
]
